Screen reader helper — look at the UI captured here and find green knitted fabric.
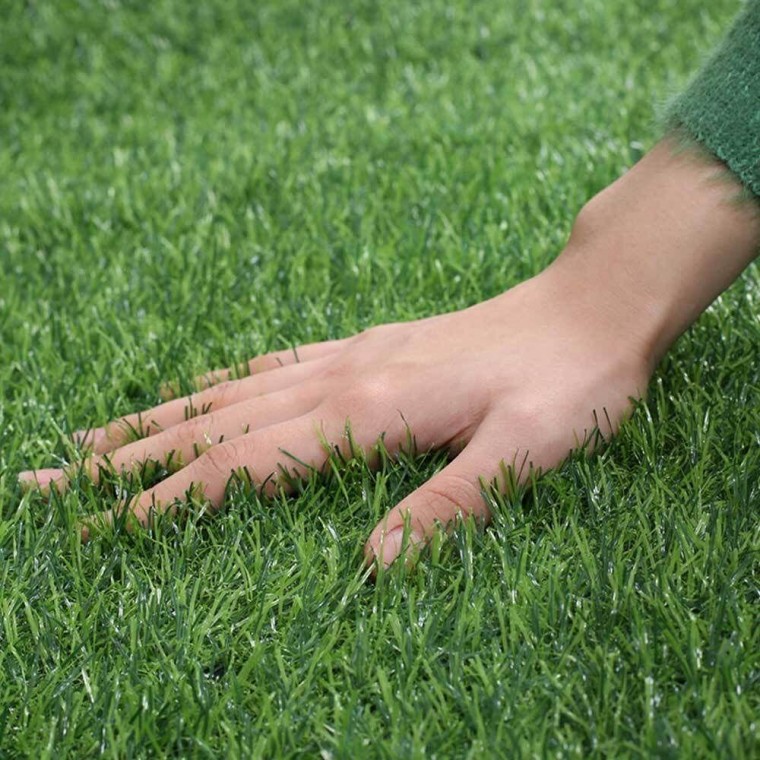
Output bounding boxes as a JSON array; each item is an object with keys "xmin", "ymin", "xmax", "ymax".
[{"xmin": 666, "ymin": 0, "xmax": 760, "ymax": 198}]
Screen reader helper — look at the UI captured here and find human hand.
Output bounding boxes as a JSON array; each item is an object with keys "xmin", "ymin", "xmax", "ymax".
[
  {"xmin": 19, "ymin": 264, "xmax": 651, "ymax": 570},
  {"xmin": 19, "ymin": 138, "xmax": 760, "ymax": 570}
]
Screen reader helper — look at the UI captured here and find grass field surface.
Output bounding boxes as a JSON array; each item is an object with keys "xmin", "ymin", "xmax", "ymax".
[{"xmin": 2, "ymin": 0, "xmax": 759, "ymax": 756}]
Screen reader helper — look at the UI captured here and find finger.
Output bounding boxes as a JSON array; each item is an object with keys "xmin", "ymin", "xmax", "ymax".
[
  {"xmin": 81, "ymin": 402, "xmax": 423, "ymax": 540},
  {"xmin": 365, "ymin": 434, "xmax": 500, "ymax": 571},
  {"xmin": 45, "ymin": 385, "xmax": 324, "ymax": 496},
  {"xmin": 161, "ymin": 337, "xmax": 352, "ymax": 398},
  {"xmin": 82, "ymin": 409, "xmax": 349, "ymax": 538},
  {"xmin": 74, "ymin": 356, "xmax": 332, "ymax": 456},
  {"xmin": 71, "ymin": 427, "xmax": 109, "ymax": 451},
  {"xmin": 100, "ymin": 386, "xmax": 323, "ymax": 482},
  {"xmin": 18, "ymin": 468, "xmax": 64, "ymax": 493}
]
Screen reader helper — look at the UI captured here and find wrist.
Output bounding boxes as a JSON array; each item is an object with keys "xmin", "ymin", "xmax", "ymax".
[{"xmin": 548, "ymin": 138, "xmax": 760, "ymax": 371}]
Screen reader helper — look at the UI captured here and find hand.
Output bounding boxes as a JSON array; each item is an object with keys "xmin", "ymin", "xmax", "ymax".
[
  {"xmin": 19, "ymin": 265, "xmax": 651, "ymax": 570},
  {"xmin": 21, "ymin": 138, "xmax": 760, "ymax": 571}
]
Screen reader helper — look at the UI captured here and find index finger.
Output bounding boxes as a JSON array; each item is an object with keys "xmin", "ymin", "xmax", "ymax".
[{"xmin": 160, "ymin": 337, "xmax": 352, "ymax": 399}]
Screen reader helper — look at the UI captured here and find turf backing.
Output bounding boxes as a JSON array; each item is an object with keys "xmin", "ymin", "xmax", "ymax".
[{"xmin": 1, "ymin": 0, "xmax": 758, "ymax": 757}]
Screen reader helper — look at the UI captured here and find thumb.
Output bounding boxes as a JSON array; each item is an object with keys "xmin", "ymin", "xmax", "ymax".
[{"xmin": 365, "ymin": 437, "xmax": 498, "ymax": 571}]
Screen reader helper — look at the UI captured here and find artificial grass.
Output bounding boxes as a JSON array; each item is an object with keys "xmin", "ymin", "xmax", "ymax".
[{"xmin": 2, "ymin": 0, "xmax": 759, "ymax": 756}]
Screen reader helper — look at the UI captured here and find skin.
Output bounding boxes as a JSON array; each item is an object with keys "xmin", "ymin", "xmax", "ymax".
[{"xmin": 19, "ymin": 138, "xmax": 760, "ymax": 571}]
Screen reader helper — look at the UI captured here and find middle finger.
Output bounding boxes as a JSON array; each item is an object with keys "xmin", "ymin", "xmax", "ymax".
[
  {"xmin": 77, "ymin": 356, "xmax": 333, "ymax": 455},
  {"xmin": 49, "ymin": 384, "xmax": 325, "ymax": 494}
]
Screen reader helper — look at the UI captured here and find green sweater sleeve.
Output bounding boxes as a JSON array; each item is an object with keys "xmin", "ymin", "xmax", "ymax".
[{"xmin": 666, "ymin": 0, "xmax": 760, "ymax": 198}]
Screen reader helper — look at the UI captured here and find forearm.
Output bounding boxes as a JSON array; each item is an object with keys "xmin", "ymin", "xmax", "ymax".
[
  {"xmin": 549, "ymin": 140, "xmax": 760, "ymax": 371},
  {"xmin": 545, "ymin": 0, "xmax": 760, "ymax": 372}
]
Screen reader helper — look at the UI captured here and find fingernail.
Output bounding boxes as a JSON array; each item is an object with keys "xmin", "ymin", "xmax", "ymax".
[
  {"xmin": 378, "ymin": 526, "xmax": 423, "ymax": 569},
  {"xmin": 159, "ymin": 382, "xmax": 178, "ymax": 401},
  {"xmin": 18, "ymin": 468, "xmax": 62, "ymax": 492},
  {"xmin": 72, "ymin": 429, "xmax": 87, "ymax": 444},
  {"xmin": 17, "ymin": 471, "xmax": 37, "ymax": 492},
  {"xmin": 80, "ymin": 510, "xmax": 113, "ymax": 543},
  {"xmin": 73, "ymin": 427, "xmax": 107, "ymax": 450}
]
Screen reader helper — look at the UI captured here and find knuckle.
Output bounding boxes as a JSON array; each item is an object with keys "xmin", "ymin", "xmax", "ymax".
[
  {"xmin": 425, "ymin": 474, "xmax": 481, "ymax": 518},
  {"xmin": 173, "ymin": 414, "xmax": 210, "ymax": 443},
  {"xmin": 354, "ymin": 326, "xmax": 378, "ymax": 343},
  {"xmin": 500, "ymin": 399, "xmax": 552, "ymax": 441},
  {"xmin": 201, "ymin": 379, "xmax": 237, "ymax": 411},
  {"xmin": 199, "ymin": 440, "xmax": 242, "ymax": 480},
  {"xmin": 316, "ymin": 357, "xmax": 350, "ymax": 385},
  {"xmin": 329, "ymin": 369, "xmax": 395, "ymax": 413},
  {"xmin": 249, "ymin": 349, "xmax": 294, "ymax": 373},
  {"xmin": 105, "ymin": 415, "xmax": 137, "ymax": 441},
  {"xmin": 356, "ymin": 322, "xmax": 399, "ymax": 343}
]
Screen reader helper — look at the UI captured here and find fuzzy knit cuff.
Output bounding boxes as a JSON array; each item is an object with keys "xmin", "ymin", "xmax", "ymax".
[{"xmin": 666, "ymin": 1, "xmax": 760, "ymax": 198}]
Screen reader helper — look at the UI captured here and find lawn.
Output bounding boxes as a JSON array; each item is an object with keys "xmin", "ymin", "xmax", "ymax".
[{"xmin": 1, "ymin": 0, "xmax": 759, "ymax": 756}]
